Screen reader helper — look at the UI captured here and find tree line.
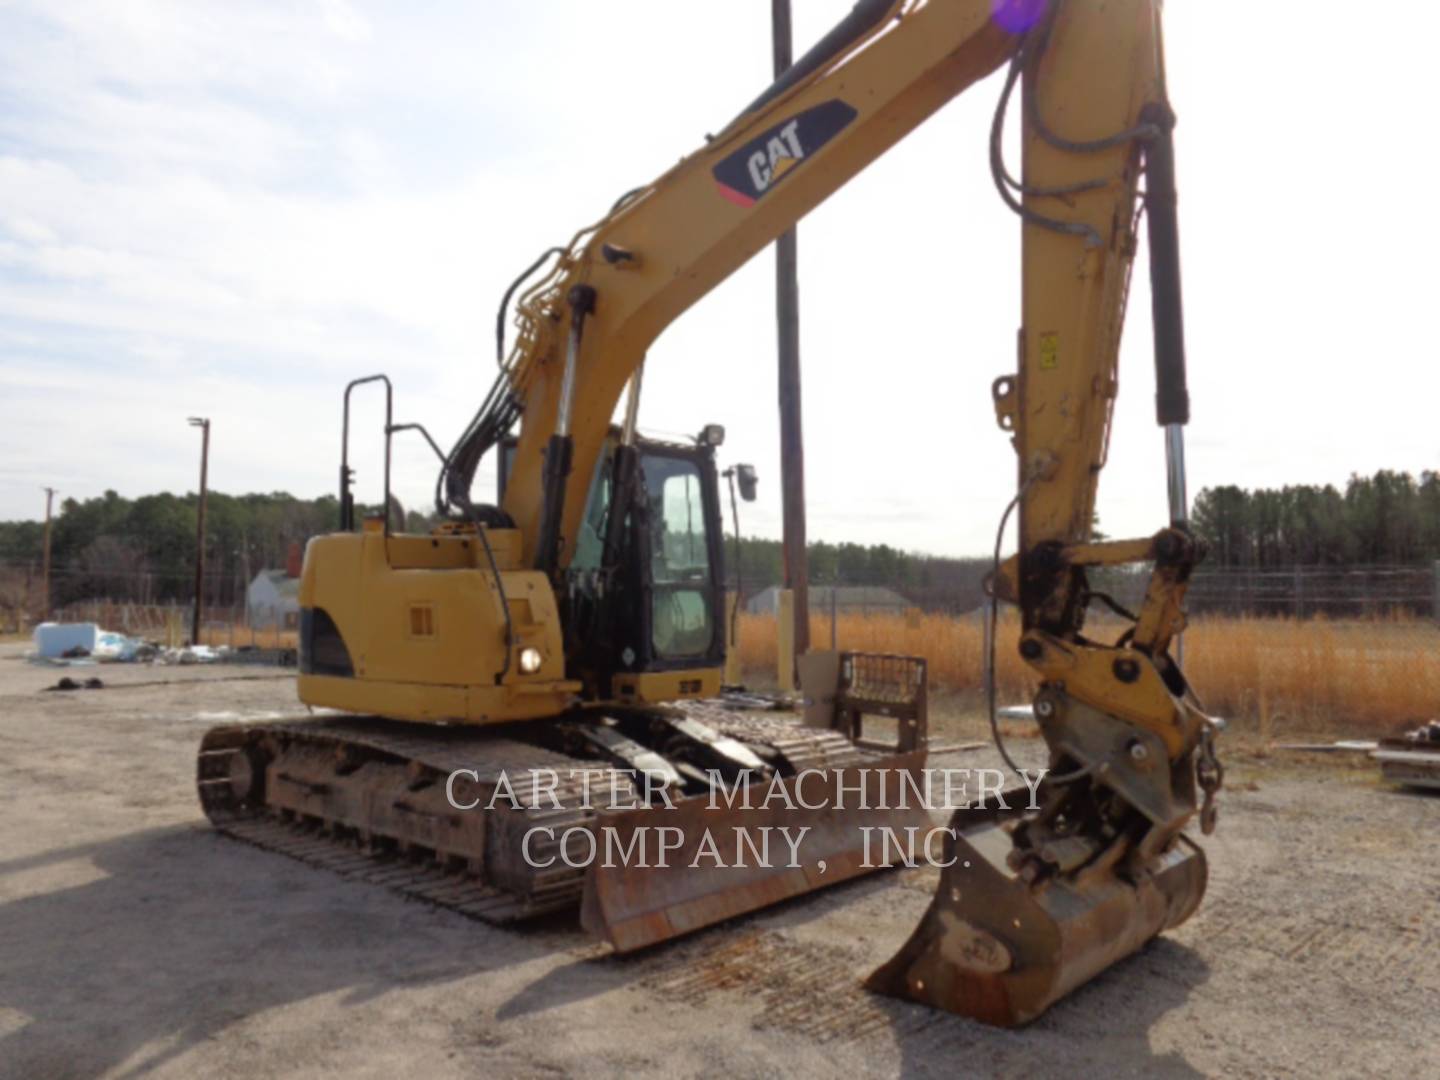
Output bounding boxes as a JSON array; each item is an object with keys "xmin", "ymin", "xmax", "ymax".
[
  {"xmin": 0, "ymin": 489, "xmax": 428, "ymax": 610},
  {"xmin": 3, "ymin": 466, "xmax": 1435, "ymax": 614},
  {"xmin": 1191, "ymin": 469, "xmax": 1440, "ymax": 568},
  {"xmin": 0, "ymin": 488, "xmax": 992, "ymax": 614}
]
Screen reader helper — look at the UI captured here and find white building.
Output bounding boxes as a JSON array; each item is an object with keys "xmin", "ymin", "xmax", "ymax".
[
  {"xmin": 246, "ymin": 570, "xmax": 301, "ymax": 628},
  {"xmin": 745, "ymin": 585, "xmax": 910, "ymax": 617}
]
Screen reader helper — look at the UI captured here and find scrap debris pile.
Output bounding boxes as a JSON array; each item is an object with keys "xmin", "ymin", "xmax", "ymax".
[
  {"xmin": 29, "ymin": 622, "xmax": 295, "ymax": 668},
  {"xmin": 1374, "ymin": 721, "xmax": 1440, "ymax": 791}
]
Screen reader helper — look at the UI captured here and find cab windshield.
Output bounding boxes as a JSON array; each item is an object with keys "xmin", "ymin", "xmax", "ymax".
[{"xmin": 642, "ymin": 455, "xmax": 714, "ymax": 659}]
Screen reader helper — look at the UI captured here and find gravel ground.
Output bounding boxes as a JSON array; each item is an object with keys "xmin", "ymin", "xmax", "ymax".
[{"xmin": 1, "ymin": 642, "xmax": 1436, "ymax": 1079}]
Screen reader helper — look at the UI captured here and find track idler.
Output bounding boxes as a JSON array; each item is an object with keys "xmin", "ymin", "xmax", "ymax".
[{"xmin": 866, "ymin": 807, "xmax": 1207, "ymax": 1027}]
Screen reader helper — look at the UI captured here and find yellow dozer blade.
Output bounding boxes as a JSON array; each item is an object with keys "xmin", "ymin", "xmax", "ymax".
[
  {"xmin": 582, "ymin": 749, "xmax": 931, "ymax": 951},
  {"xmin": 585, "ymin": 654, "xmax": 934, "ymax": 951}
]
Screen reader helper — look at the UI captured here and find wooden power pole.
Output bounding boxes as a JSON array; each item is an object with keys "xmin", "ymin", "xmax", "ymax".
[
  {"xmin": 188, "ymin": 417, "xmax": 211, "ymax": 645},
  {"xmin": 41, "ymin": 487, "xmax": 55, "ymax": 622},
  {"xmin": 772, "ymin": 0, "xmax": 810, "ymax": 663}
]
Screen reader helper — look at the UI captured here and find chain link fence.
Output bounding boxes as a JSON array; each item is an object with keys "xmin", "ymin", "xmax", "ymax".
[
  {"xmin": 882, "ymin": 562, "xmax": 1434, "ymax": 615},
  {"xmin": 743, "ymin": 563, "xmax": 1440, "ymax": 730},
  {"xmin": 0, "ymin": 561, "xmax": 280, "ymax": 640},
  {"xmin": 1185, "ymin": 564, "xmax": 1437, "ymax": 619}
]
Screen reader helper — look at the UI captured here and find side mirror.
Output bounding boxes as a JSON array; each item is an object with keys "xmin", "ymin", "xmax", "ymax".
[{"xmin": 735, "ymin": 464, "xmax": 758, "ymax": 502}]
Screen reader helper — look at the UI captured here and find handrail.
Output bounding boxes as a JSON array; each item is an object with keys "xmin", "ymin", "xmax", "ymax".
[{"xmin": 340, "ymin": 374, "xmax": 393, "ymax": 533}]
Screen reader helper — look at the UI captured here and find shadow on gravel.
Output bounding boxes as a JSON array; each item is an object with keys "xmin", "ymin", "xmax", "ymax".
[
  {"xmin": 0, "ymin": 824, "xmax": 574, "ymax": 1078},
  {"xmin": 1373, "ymin": 784, "xmax": 1440, "ymax": 803},
  {"xmin": 494, "ymin": 954, "xmax": 614, "ymax": 1021}
]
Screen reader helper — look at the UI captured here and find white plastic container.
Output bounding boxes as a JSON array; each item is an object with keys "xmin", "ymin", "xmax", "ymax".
[
  {"xmin": 32, "ymin": 623, "xmax": 139, "ymax": 661},
  {"xmin": 32, "ymin": 622, "xmax": 102, "ymax": 658}
]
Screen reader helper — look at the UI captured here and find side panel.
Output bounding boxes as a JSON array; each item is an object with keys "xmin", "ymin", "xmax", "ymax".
[{"xmin": 297, "ymin": 530, "xmax": 576, "ymax": 723}]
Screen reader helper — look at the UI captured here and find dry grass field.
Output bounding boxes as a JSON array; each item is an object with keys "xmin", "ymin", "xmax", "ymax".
[{"xmin": 738, "ymin": 610, "xmax": 1440, "ymax": 735}]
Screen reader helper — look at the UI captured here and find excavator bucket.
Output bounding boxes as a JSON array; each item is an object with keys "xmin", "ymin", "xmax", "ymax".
[
  {"xmin": 581, "ymin": 749, "xmax": 930, "ymax": 951},
  {"xmin": 583, "ymin": 653, "xmax": 933, "ymax": 952},
  {"xmin": 866, "ymin": 799, "xmax": 1208, "ymax": 1027}
]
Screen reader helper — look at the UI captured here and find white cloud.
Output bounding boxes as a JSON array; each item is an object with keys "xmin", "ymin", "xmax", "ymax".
[{"xmin": 318, "ymin": 0, "xmax": 372, "ymax": 44}]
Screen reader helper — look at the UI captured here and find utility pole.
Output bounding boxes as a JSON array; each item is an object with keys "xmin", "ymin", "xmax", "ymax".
[
  {"xmin": 41, "ymin": 487, "xmax": 55, "ymax": 622},
  {"xmin": 188, "ymin": 417, "xmax": 211, "ymax": 646},
  {"xmin": 773, "ymin": 0, "xmax": 810, "ymax": 664}
]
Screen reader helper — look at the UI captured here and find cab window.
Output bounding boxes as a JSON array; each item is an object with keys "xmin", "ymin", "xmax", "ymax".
[{"xmin": 642, "ymin": 456, "xmax": 713, "ymax": 658}]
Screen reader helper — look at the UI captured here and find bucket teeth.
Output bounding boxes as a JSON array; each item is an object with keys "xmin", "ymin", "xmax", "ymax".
[{"xmin": 866, "ymin": 806, "xmax": 1208, "ymax": 1027}]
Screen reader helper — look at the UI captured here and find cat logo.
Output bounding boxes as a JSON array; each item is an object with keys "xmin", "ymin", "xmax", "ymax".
[
  {"xmin": 747, "ymin": 119, "xmax": 805, "ymax": 193},
  {"xmin": 713, "ymin": 99, "xmax": 858, "ymax": 208}
]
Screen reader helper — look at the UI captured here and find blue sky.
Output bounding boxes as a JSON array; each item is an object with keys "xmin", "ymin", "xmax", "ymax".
[{"xmin": 2, "ymin": 1, "xmax": 1437, "ymax": 555}]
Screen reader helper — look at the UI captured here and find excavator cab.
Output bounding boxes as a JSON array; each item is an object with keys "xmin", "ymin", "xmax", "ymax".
[{"xmin": 500, "ymin": 427, "xmax": 728, "ymax": 704}]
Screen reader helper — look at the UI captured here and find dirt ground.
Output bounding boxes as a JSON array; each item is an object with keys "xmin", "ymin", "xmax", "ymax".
[{"xmin": 1, "ymin": 642, "xmax": 1436, "ymax": 1079}]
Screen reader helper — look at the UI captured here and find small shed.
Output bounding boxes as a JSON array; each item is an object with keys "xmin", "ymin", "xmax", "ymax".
[{"xmin": 246, "ymin": 570, "xmax": 301, "ymax": 628}]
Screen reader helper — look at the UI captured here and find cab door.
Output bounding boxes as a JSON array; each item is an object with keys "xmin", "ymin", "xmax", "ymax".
[{"xmin": 637, "ymin": 451, "xmax": 724, "ymax": 668}]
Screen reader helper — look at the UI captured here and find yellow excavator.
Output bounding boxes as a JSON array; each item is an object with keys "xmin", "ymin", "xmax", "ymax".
[{"xmin": 198, "ymin": 0, "xmax": 1223, "ymax": 1027}]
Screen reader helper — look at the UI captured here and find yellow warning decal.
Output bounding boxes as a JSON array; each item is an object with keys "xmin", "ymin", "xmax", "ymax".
[{"xmin": 1039, "ymin": 332, "xmax": 1059, "ymax": 371}]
